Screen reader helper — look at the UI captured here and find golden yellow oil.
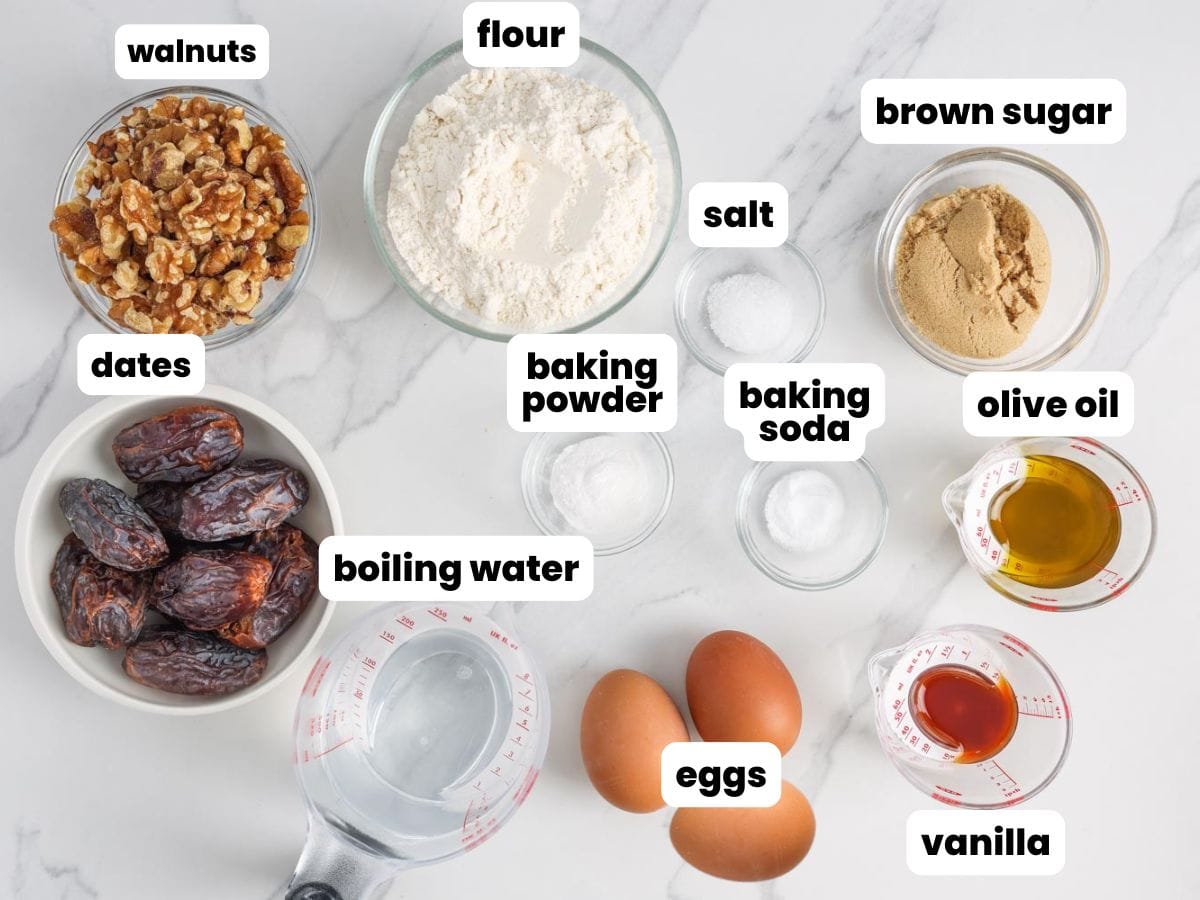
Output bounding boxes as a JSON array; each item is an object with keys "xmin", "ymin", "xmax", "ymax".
[{"xmin": 987, "ymin": 455, "xmax": 1121, "ymax": 589}]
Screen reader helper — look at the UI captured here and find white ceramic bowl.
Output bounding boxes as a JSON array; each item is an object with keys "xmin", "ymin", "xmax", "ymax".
[{"xmin": 14, "ymin": 385, "xmax": 342, "ymax": 714}]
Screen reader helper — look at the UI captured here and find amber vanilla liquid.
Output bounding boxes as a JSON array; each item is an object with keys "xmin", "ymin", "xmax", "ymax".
[{"xmin": 910, "ymin": 664, "xmax": 1018, "ymax": 764}]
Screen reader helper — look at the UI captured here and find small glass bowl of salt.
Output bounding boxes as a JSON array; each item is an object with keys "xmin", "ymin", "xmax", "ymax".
[
  {"xmin": 675, "ymin": 243, "xmax": 826, "ymax": 374},
  {"xmin": 735, "ymin": 459, "xmax": 887, "ymax": 590},
  {"xmin": 522, "ymin": 432, "xmax": 674, "ymax": 555}
]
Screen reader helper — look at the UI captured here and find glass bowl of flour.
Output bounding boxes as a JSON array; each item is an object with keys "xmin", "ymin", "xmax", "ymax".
[{"xmin": 365, "ymin": 41, "xmax": 682, "ymax": 340}]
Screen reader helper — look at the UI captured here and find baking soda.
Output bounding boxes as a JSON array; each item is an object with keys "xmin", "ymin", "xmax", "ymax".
[{"xmin": 764, "ymin": 469, "xmax": 845, "ymax": 553}]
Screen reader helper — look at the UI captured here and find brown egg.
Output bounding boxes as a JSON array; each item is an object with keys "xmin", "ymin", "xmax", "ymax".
[
  {"xmin": 670, "ymin": 781, "xmax": 816, "ymax": 881},
  {"xmin": 686, "ymin": 630, "xmax": 802, "ymax": 753},
  {"xmin": 580, "ymin": 668, "xmax": 689, "ymax": 813}
]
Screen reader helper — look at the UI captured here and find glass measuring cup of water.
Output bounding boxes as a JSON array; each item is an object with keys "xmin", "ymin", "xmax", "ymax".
[
  {"xmin": 286, "ymin": 604, "xmax": 550, "ymax": 899},
  {"xmin": 867, "ymin": 625, "xmax": 1071, "ymax": 809},
  {"xmin": 942, "ymin": 436, "xmax": 1155, "ymax": 611}
]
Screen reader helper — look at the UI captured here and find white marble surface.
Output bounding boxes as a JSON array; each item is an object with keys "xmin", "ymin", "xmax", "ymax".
[{"xmin": 3, "ymin": 0, "xmax": 1198, "ymax": 897}]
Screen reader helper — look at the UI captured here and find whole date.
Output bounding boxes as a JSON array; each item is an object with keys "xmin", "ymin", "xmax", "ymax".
[
  {"xmin": 178, "ymin": 459, "xmax": 309, "ymax": 541},
  {"xmin": 123, "ymin": 625, "xmax": 267, "ymax": 695},
  {"xmin": 58, "ymin": 477, "xmax": 169, "ymax": 571},
  {"xmin": 112, "ymin": 405, "xmax": 244, "ymax": 484},
  {"xmin": 218, "ymin": 525, "xmax": 318, "ymax": 649},
  {"xmin": 152, "ymin": 549, "xmax": 272, "ymax": 630}
]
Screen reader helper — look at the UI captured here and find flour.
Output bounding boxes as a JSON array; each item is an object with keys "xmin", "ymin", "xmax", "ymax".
[{"xmin": 387, "ymin": 68, "xmax": 658, "ymax": 329}]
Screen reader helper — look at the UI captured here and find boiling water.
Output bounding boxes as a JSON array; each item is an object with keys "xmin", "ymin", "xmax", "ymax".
[{"xmin": 320, "ymin": 630, "xmax": 513, "ymax": 843}]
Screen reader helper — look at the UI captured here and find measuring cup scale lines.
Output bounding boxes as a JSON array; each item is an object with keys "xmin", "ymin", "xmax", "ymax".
[
  {"xmin": 942, "ymin": 437, "xmax": 1155, "ymax": 611},
  {"xmin": 868, "ymin": 626, "xmax": 1071, "ymax": 809},
  {"xmin": 288, "ymin": 604, "xmax": 550, "ymax": 900}
]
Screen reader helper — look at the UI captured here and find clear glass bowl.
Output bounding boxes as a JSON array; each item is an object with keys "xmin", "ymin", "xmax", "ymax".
[
  {"xmin": 522, "ymin": 432, "xmax": 673, "ymax": 555},
  {"xmin": 674, "ymin": 243, "xmax": 825, "ymax": 374},
  {"xmin": 875, "ymin": 148, "xmax": 1108, "ymax": 374},
  {"xmin": 736, "ymin": 459, "xmax": 888, "ymax": 590},
  {"xmin": 364, "ymin": 41, "xmax": 682, "ymax": 341},
  {"xmin": 52, "ymin": 85, "xmax": 319, "ymax": 350}
]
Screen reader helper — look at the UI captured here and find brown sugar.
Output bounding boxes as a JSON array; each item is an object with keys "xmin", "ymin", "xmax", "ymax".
[{"xmin": 895, "ymin": 184, "xmax": 1051, "ymax": 359}]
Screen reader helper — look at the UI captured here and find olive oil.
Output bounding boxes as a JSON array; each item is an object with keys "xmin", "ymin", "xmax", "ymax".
[{"xmin": 987, "ymin": 455, "xmax": 1121, "ymax": 589}]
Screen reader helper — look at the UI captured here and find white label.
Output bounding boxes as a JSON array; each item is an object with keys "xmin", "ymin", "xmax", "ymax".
[
  {"xmin": 115, "ymin": 24, "xmax": 269, "ymax": 79},
  {"xmin": 688, "ymin": 182, "xmax": 789, "ymax": 247},
  {"xmin": 724, "ymin": 363, "xmax": 885, "ymax": 461},
  {"xmin": 77, "ymin": 334, "xmax": 205, "ymax": 396},
  {"xmin": 660, "ymin": 742, "xmax": 781, "ymax": 808},
  {"xmin": 318, "ymin": 536, "xmax": 593, "ymax": 603},
  {"xmin": 861, "ymin": 79, "xmax": 1126, "ymax": 144},
  {"xmin": 462, "ymin": 2, "xmax": 580, "ymax": 67},
  {"xmin": 963, "ymin": 372, "xmax": 1133, "ymax": 437},
  {"xmin": 507, "ymin": 334, "xmax": 677, "ymax": 432},
  {"xmin": 907, "ymin": 810, "xmax": 1066, "ymax": 876}
]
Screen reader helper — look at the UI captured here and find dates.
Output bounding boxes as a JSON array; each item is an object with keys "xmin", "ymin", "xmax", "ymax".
[
  {"xmin": 112, "ymin": 405, "xmax": 244, "ymax": 484},
  {"xmin": 136, "ymin": 481, "xmax": 186, "ymax": 535},
  {"xmin": 218, "ymin": 525, "xmax": 318, "ymax": 649},
  {"xmin": 178, "ymin": 459, "xmax": 309, "ymax": 541},
  {"xmin": 58, "ymin": 478, "xmax": 169, "ymax": 571},
  {"xmin": 123, "ymin": 625, "xmax": 267, "ymax": 695},
  {"xmin": 51, "ymin": 533, "xmax": 149, "ymax": 649},
  {"xmin": 46, "ymin": 403, "xmax": 323, "ymax": 699},
  {"xmin": 152, "ymin": 550, "xmax": 272, "ymax": 630}
]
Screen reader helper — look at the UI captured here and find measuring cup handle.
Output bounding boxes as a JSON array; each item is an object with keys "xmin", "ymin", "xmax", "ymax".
[
  {"xmin": 287, "ymin": 814, "xmax": 397, "ymax": 900},
  {"xmin": 287, "ymin": 885, "xmax": 344, "ymax": 900}
]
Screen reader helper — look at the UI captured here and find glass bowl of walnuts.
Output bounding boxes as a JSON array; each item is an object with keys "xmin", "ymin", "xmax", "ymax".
[{"xmin": 50, "ymin": 86, "xmax": 318, "ymax": 349}]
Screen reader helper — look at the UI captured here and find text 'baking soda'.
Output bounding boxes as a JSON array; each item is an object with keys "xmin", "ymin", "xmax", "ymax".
[{"xmin": 725, "ymin": 363, "xmax": 885, "ymax": 461}]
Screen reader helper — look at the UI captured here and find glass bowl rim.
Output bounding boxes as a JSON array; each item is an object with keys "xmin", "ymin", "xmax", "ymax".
[
  {"xmin": 521, "ymin": 430, "xmax": 675, "ymax": 556},
  {"xmin": 673, "ymin": 241, "xmax": 827, "ymax": 375},
  {"xmin": 735, "ymin": 457, "xmax": 889, "ymax": 590},
  {"xmin": 362, "ymin": 38, "xmax": 683, "ymax": 342},
  {"xmin": 51, "ymin": 83, "xmax": 319, "ymax": 350},
  {"xmin": 873, "ymin": 146, "xmax": 1109, "ymax": 376}
]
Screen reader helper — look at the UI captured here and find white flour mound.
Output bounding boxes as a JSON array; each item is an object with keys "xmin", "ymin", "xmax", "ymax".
[{"xmin": 386, "ymin": 68, "xmax": 658, "ymax": 329}]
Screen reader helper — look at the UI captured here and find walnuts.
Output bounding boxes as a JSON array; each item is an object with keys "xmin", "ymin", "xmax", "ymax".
[{"xmin": 50, "ymin": 95, "xmax": 310, "ymax": 336}]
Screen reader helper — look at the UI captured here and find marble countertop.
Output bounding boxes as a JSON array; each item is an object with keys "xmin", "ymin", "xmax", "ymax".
[{"xmin": 3, "ymin": 0, "xmax": 1197, "ymax": 897}]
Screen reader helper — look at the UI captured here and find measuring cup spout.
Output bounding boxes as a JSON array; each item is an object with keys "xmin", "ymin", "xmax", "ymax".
[
  {"xmin": 940, "ymin": 472, "xmax": 970, "ymax": 529},
  {"xmin": 285, "ymin": 814, "xmax": 399, "ymax": 900},
  {"xmin": 867, "ymin": 647, "xmax": 900, "ymax": 694}
]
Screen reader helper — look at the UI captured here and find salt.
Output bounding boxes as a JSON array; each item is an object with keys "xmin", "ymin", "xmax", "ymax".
[
  {"xmin": 549, "ymin": 436, "xmax": 653, "ymax": 536},
  {"xmin": 705, "ymin": 272, "xmax": 794, "ymax": 354},
  {"xmin": 764, "ymin": 469, "xmax": 845, "ymax": 553}
]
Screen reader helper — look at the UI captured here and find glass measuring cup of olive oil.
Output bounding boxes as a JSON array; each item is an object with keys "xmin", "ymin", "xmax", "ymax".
[{"xmin": 942, "ymin": 437, "xmax": 1155, "ymax": 611}]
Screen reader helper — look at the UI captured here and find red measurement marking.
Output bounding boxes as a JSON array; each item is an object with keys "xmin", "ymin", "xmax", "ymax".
[
  {"xmin": 515, "ymin": 720, "xmax": 530, "ymax": 731},
  {"xmin": 515, "ymin": 673, "xmax": 532, "ymax": 684},
  {"xmin": 428, "ymin": 607, "xmax": 448, "ymax": 622},
  {"xmin": 311, "ymin": 736, "xmax": 354, "ymax": 759},
  {"xmin": 396, "ymin": 616, "xmax": 415, "ymax": 630}
]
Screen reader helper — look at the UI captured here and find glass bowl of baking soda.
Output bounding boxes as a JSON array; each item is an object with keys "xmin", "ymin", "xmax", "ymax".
[
  {"xmin": 675, "ymin": 243, "xmax": 826, "ymax": 374},
  {"xmin": 736, "ymin": 459, "xmax": 888, "ymax": 590},
  {"xmin": 522, "ymin": 432, "xmax": 674, "ymax": 555},
  {"xmin": 365, "ymin": 40, "xmax": 682, "ymax": 340}
]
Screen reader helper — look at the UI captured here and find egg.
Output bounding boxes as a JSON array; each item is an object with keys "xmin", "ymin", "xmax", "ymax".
[
  {"xmin": 580, "ymin": 668, "xmax": 689, "ymax": 813},
  {"xmin": 670, "ymin": 781, "xmax": 816, "ymax": 881},
  {"xmin": 685, "ymin": 630, "xmax": 801, "ymax": 752}
]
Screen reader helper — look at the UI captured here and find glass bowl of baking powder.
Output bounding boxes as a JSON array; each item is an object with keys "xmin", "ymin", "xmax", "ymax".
[{"xmin": 364, "ymin": 40, "xmax": 682, "ymax": 340}]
